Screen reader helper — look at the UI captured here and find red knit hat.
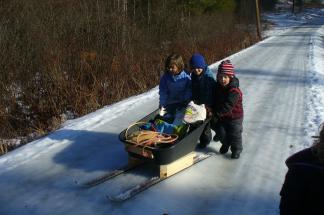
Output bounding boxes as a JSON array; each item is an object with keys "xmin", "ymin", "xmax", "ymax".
[{"xmin": 218, "ymin": 60, "xmax": 235, "ymax": 76}]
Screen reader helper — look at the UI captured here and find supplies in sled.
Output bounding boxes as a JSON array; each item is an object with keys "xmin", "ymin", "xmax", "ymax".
[{"xmin": 119, "ymin": 102, "xmax": 209, "ymax": 165}]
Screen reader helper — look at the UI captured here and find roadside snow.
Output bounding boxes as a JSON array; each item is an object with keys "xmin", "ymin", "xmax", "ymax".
[
  {"xmin": 264, "ymin": 7, "xmax": 324, "ymax": 147},
  {"xmin": 304, "ymin": 25, "xmax": 324, "ymax": 146}
]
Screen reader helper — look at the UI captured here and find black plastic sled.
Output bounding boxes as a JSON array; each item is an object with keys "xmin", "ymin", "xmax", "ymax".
[{"xmin": 119, "ymin": 109, "xmax": 210, "ymax": 165}]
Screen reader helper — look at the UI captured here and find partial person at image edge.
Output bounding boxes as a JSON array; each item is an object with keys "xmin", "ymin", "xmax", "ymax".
[{"xmin": 280, "ymin": 123, "xmax": 324, "ymax": 215}]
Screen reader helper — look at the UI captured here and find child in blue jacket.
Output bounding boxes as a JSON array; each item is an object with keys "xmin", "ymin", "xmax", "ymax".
[
  {"xmin": 189, "ymin": 53, "xmax": 216, "ymax": 148},
  {"xmin": 159, "ymin": 53, "xmax": 192, "ymax": 118}
]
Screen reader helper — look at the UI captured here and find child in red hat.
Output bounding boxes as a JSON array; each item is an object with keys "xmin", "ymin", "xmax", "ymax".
[{"xmin": 211, "ymin": 60, "xmax": 243, "ymax": 159}]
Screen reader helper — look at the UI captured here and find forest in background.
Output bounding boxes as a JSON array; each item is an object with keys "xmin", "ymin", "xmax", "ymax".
[{"xmin": 0, "ymin": 0, "xmax": 279, "ymax": 150}]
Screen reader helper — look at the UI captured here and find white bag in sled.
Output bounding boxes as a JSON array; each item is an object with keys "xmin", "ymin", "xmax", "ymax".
[{"xmin": 183, "ymin": 101, "xmax": 207, "ymax": 124}]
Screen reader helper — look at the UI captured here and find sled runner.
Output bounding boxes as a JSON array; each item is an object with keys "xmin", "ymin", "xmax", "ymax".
[{"xmin": 119, "ymin": 109, "xmax": 210, "ymax": 165}]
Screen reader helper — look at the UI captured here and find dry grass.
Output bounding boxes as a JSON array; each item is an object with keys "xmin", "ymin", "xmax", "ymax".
[{"xmin": 0, "ymin": 0, "xmax": 259, "ymax": 152}]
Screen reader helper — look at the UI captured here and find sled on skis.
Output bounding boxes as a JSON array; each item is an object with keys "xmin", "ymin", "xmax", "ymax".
[{"xmin": 119, "ymin": 105, "xmax": 210, "ymax": 165}]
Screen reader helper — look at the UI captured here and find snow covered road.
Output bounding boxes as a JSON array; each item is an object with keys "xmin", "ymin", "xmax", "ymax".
[
  {"xmin": 207, "ymin": 25, "xmax": 312, "ymax": 215},
  {"xmin": 0, "ymin": 13, "xmax": 323, "ymax": 215}
]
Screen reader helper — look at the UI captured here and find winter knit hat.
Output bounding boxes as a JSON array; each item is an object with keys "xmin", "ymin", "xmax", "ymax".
[
  {"xmin": 218, "ymin": 60, "xmax": 235, "ymax": 76},
  {"xmin": 190, "ymin": 53, "xmax": 206, "ymax": 69}
]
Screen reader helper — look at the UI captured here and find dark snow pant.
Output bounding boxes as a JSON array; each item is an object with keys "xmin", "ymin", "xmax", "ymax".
[
  {"xmin": 212, "ymin": 118, "xmax": 243, "ymax": 153},
  {"xmin": 199, "ymin": 122, "xmax": 212, "ymax": 145}
]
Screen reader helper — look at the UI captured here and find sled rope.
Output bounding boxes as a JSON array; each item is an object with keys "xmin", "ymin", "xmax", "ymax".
[{"xmin": 125, "ymin": 122, "xmax": 178, "ymax": 155}]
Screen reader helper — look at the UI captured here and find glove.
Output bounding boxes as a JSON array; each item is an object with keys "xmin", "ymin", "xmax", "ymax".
[
  {"xmin": 159, "ymin": 106, "xmax": 167, "ymax": 116},
  {"xmin": 210, "ymin": 116, "xmax": 219, "ymax": 127},
  {"xmin": 205, "ymin": 105, "xmax": 213, "ymax": 118}
]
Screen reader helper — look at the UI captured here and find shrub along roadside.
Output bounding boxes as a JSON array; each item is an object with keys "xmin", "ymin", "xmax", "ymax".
[{"xmin": 0, "ymin": 0, "xmax": 259, "ymax": 154}]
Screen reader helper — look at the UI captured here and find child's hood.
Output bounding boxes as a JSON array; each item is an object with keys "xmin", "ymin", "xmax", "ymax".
[
  {"xmin": 190, "ymin": 53, "xmax": 207, "ymax": 70},
  {"xmin": 169, "ymin": 70, "xmax": 190, "ymax": 81}
]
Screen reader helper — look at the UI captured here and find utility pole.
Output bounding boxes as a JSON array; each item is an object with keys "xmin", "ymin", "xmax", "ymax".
[
  {"xmin": 255, "ymin": 0, "xmax": 261, "ymax": 39},
  {"xmin": 292, "ymin": 0, "xmax": 295, "ymax": 13}
]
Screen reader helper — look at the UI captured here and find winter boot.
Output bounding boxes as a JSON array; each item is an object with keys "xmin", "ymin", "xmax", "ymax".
[
  {"xmin": 197, "ymin": 141, "xmax": 210, "ymax": 149},
  {"xmin": 213, "ymin": 135, "xmax": 220, "ymax": 142},
  {"xmin": 231, "ymin": 152, "xmax": 240, "ymax": 159},
  {"xmin": 219, "ymin": 144, "xmax": 229, "ymax": 154}
]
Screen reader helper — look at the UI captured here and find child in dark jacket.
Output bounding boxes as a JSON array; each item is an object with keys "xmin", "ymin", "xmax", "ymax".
[
  {"xmin": 211, "ymin": 60, "xmax": 243, "ymax": 159},
  {"xmin": 279, "ymin": 123, "xmax": 324, "ymax": 215},
  {"xmin": 159, "ymin": 53, "xmax": 192, "ymax": 118},
  {"xmin": 189, "ymin": 53, "xmax": 216, "ymax": 148}
]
